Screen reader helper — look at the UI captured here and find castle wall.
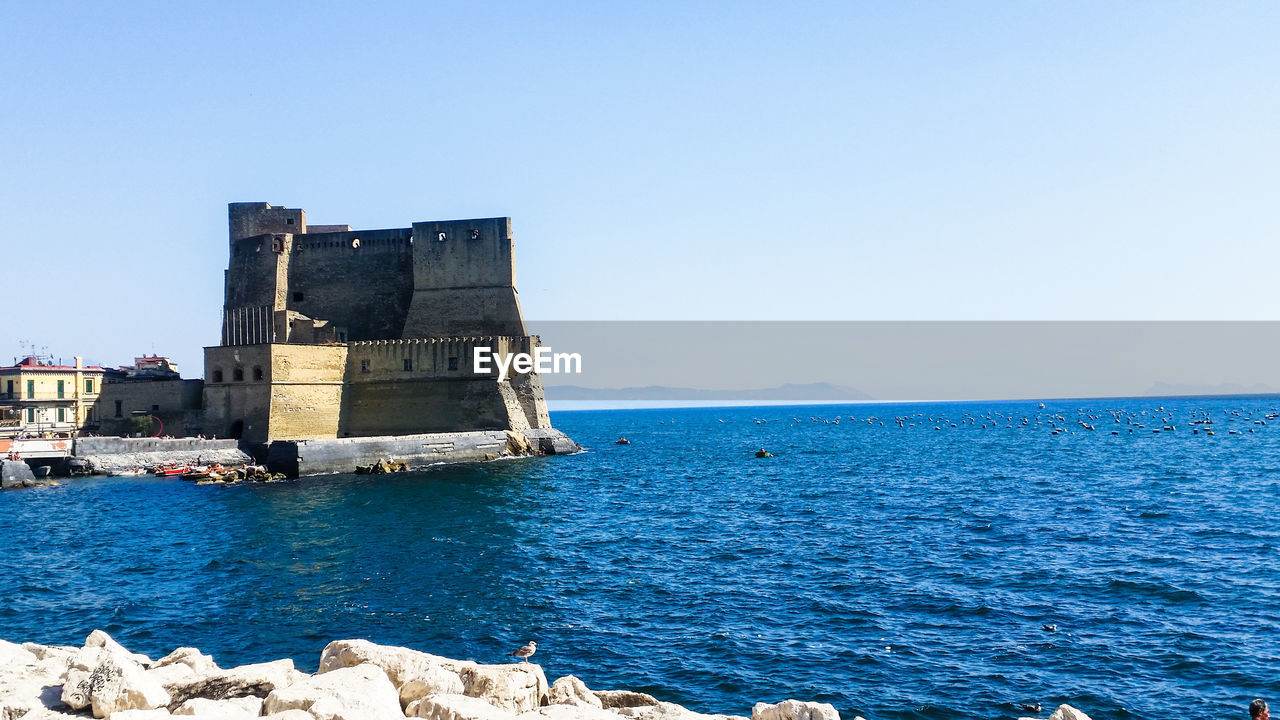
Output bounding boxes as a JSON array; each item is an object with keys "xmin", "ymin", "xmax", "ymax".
[
  {"xmin": 337, "ymin": 337, "xmax": 536, "ymax": 437},
  {"xmin": 284, "ymin": 228, "xmax": 415, "ymax": 341},
  {"xmin": 202, "ymin": 345, "xmax": 274, "ymax": 441},
  {"xmin": 224, "ymin": 233, "xmax": 291, "ymax": 316},
  {"xmin": 264, "ymin": 344, "xmax": 347, "ymax": 441},
  {"xmin": 402, "ymin": 218, "xmax": 527, "ymax": 337},
  {"xmin": 229, "ymin": 202, "xmax": 305, "ymax": 240},
  {"xmin": 93, "ymin": 380, "xmax": 204, "ymax": 437}
]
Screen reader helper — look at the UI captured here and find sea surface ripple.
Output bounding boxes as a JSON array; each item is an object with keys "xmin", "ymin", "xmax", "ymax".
[{"xmin": 2, "ymin": 396, "xmax": 1279, "ymax": 720}]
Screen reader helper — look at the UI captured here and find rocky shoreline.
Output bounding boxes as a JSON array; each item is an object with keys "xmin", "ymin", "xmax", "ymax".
[{"xmin": 0, "ymin": 631, "xmax": 1093, "ymax": 720}]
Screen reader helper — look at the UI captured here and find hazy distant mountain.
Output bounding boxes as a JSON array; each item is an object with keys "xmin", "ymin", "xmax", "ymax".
[
  {"xmin": 1144, "ymin": 381, "xmax": 1278, "ymax": 397},
  {"xmin": 544, "ymin": 382, "xmax": 873, "ymax": 401}
]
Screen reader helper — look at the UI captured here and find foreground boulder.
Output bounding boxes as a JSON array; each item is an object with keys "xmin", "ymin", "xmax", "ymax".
[
  {"xmin": 153, "ymin": 647, "xmax": 220, "ymax": 675},
  {"xmin": 520, "ymin": 704, "xmax": 622, "ymax": 720},
  {"xmin": 619, "ymin": 701, "xmax": 748, "ymax": 720},
  {"xmin": 549, "ymin": 676, "xmax": 603, "ymax": 708},
  {"xmin": 1048, "ymin": 705, "xmax": 1093, "ymax": 720},
  {"xmin": 61, "ymin": 646, "xmax": 171, "ymax": 717},
  {"xmin": 264, "ymin": 663, "xmax": 401, "ymax": 720},
  {"xmin": 593, "ymin": 690, "xmax": 660, "ymax": 710},
  {"xmin": 0, "ymin": 639, "xmax": 72, "ymax": 720},
  {"xmin": 458, "ymin": 663, "xmax": 548, "ymax": 713},
  {"xmin": 164, "ymin": 658, "xmax": 304, "ymax": 707},
  {"xmin": 752, "ymin": 700, "xmax": 840, "ymax": 720},
  {"xmin": 171, "ymin": 695, "xmax": 265, "ymax": 716},
  {"xmin": 407, "ymin": 692, "xmax": 520, "ymax": 720},
  {"xmin": 319, "ymin": 639, "xmax": 466, "ymax": 708}
]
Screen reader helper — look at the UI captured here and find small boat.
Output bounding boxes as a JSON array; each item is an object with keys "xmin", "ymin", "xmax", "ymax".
[
  {"xmin": 755, "ymin": 449, "xmax": 774, "ymax": 458},
  {"xmin": 614, "ymin": 438, "xmax": 631, "ymax": 445},
  {"xmin": 152, "ymin": 464, "xmax": 190, "ymax": 477},
  {"xmin": 181, "ymin": 464, "xmax": 220, "ymax": 480},
  {"xmin": 107, "ymin": 468, "xmax": 147, "ymax": 477}
]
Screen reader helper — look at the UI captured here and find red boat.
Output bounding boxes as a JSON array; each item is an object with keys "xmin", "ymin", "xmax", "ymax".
[{"xmin": 152, "ymin": 464, "xmax": 189, "ymax": 477}]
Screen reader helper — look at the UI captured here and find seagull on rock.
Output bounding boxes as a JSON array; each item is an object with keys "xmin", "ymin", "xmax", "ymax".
[{"xmin": 511, "ymin": 641, "xmax": 537, "ymax": 663}]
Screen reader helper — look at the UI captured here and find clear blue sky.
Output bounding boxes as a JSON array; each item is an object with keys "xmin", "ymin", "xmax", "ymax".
[{"xmin": 2, "ymin": 2, "xmax": 1277, "ymax": 375}]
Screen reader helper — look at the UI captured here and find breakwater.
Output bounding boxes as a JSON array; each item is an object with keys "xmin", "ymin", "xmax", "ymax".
[
  {"xmin": 0, "ymin": 630, "xmax": 1094, "ymax": 720},
  {"xmin": 73, "ymin": 437, "xmax": 251, "ymax": 473},
  {"xmin": 0, "ymin": 430, "xmax": 580, "ymax": 484}
]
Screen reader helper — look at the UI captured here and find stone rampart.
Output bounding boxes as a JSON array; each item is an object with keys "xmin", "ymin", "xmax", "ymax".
[
  {"xmin": 72, "ymin": 437, "xmax": 250, "ymax": 472},
  {"xmin": 265, "ymin": 428, "xmax": 579, "ymax": 477}
]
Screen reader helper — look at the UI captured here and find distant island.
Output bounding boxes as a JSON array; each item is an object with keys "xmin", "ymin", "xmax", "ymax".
[
  {"xmin": 1144, "ymin": 381, "xmax": 1279, "ymax": 397},
  {"xmin": 543, "ymin": 382, "xmax": 873, "ymax": 402}
]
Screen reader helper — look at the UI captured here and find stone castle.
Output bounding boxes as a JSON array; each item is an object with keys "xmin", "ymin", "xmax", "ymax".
[{"xmin": 202, "ymin": 202, "xmax": 553, "ymax": 444}]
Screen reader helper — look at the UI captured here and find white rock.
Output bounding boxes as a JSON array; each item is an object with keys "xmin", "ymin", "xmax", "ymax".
[
  {"xmin": 171, "ymin": 695, "xmax": 264, "ymax": 716},
  {"xmin": 752, "ymin": 700, "xmax": 840, "ymax": 720},
  {"xmin": 518, "ymin": 704, "xmax": 619, "ymax": 720},
  {"xmin": 594, "ymin": 690, "xmax": 659, "ymax": 710},
  {"xmin": 264, "ymin": 663, "xmax": 401, "ymax": 720},
  {"xmin": 84, "ymin": 630, "xmax": 153, "ymax": 667},
  {"xmin": 61, "ymin": 649, "xmax": 171, "ymax": 717},
  {"xmin": 0, "ymin": 638, "xmax": 39, "ymax": 666},
  {"xmin": 623, "ymin": 701, "xmax": 747, "ymax": 720},
  {"xmin": 166, "ymin": 659, "xmax": 304, "ymax": 706},
  {"xmin": 22, "ymin": 642, "xmax": 79, "ymax": 664},
  {"xmin": 1048, "ymin": 705, "xmax": 1093, "ymax": 720},
  {"xmin": 459, "ymin": 663, "xmax": 549, "ymax": 713},
  {"xmin": 145, "ymin": 663, "xmax": 197, "ymax": 691},
  {"xmin": 548, "ymin": 676, "xmax": 603, "ymax": 708},
  {"xmin": 263, "ymin": 711, "xmax": 318, "ymax": 719},
  {"xmin": 154, "ymin": 648, "xmax": 221, "ymax": 676},
  {"xmin": 318, "ymin": 639, "xmax": 466, "ymax": 708},
  {"xmin": 407, "ymin": 693, "xmax": 519, "ymax": 720},
  {"xmin": 109, "ymin": 710, "xmax": 173, "ymax": 719}
]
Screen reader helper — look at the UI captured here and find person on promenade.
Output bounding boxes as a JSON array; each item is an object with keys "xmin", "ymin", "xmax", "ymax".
[{"xmin": 1251, "ymin": 699, "xmax": 1269, "ymax": 720}]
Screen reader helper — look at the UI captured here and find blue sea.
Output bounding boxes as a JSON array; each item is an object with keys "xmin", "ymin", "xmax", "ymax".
[{"xmin": 3, "ymin": 396, "xmax": 1279, "ymax": 720}]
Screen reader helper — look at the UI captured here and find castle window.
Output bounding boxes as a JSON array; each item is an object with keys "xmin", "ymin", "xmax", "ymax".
[
  {"xmin": 253, "ymin": 366, "xmax": 264, "ymax": 381},
  {"xmin": 402, "ymin": 358, "xmax": 413, "ymax": 371},
  {"xmin": 293, "ymin": 291, "xmax": 304, "ymax": 301},
  {"xmin": 286, "ymin": 217, "xmax": 294, "ymax": 225},
  {"xmin": 212, "ymin": 369, "xmax": 224, "ymax": 383},
  {"xmin": 233, "ymin": 368, "xmax": 244, "ymax": 382},
  {"xmin": 448, "ymin": 357, "xmax": 458, "ymax": 371},
  {"xmin": 115, "ymin": 400, "xmax": 122, "ymax": 418},
  {"xmin": 360, "ymin": 360, "xmax": 370, "ymax": 373},
  {"xmin": 151, "ymin": 404, "xmax": 159, "ymax": 413}
]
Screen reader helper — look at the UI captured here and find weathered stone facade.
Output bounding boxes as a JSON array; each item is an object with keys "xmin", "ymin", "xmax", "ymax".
[{"xmin": 203, "ymin": 203, "xmax": 554, "ymax": 443}]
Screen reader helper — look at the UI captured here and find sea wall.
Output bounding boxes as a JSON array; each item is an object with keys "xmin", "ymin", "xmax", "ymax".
[
  {"xmin": 265, "ymin": 428, "xmax": 579, "ymax": 477},
  {"xmin": 72, "ymin": 437, "xmax": 251, "ymax": 473},
  {"xmin": 0, "ymin": 630, "xmax": 1096, "ymax": 720}
]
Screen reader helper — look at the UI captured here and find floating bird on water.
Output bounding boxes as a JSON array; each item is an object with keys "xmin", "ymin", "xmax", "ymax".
[
  {"xmin": 511, "ymin": 641, "xmax": 536, "ymax": 663},
  {"xmin": 1042, "ymin": 624, "xmax": 1058, "ymax": 632}
]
